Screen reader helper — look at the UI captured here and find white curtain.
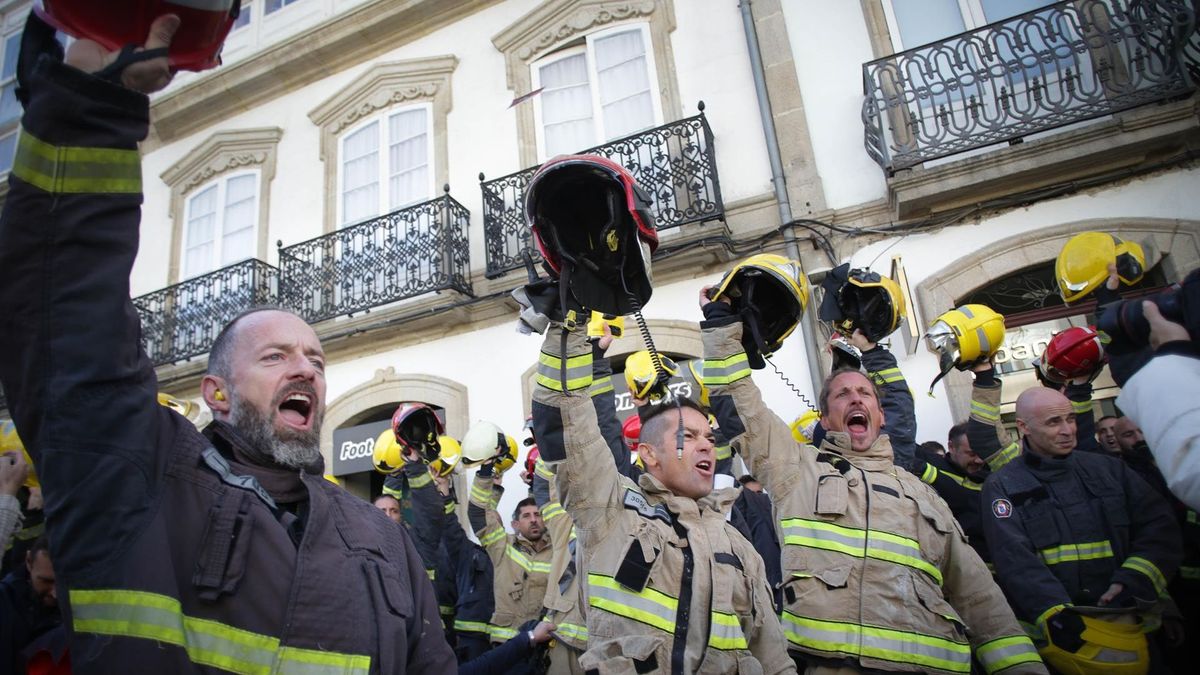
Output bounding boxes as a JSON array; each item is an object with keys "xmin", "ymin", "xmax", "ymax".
[
  {"xmin": 0, "ymin": 33, "xmax": 21, "ymax": 128},
  {"xmin": 539, "ymin": 52, "xmax": 595, "ymax": 157},
  {"xmin": 220, "ymin": 174, "xmax": 257, "ymax": 266},
  {"xmin": 890, "ymin": 0, "xmax": 965, "ymax": 49},
  {"xmin": 184, "ymin": 184, "xmax": 218, "ymax": 279},
  {"xmin": 594, "ymin": 29, "xmax": 654, "ymax": 140},
  {"xmin": 388, "ymin": 107, "xmax": 430, "ymax": 210},
  {"xmin": 342, "ymin": 121, "xmax": 380, "ymax": 226}
]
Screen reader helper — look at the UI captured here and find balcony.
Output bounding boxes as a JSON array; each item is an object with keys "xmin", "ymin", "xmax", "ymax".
[
  {"xmin": 480, "ymin": 105, "xmax": 725, "ymax": 278},
  {"xmin": 134, "ymin": 259, "xmax": 280, "ymax": 367},
  {"xmin": 862, "ymin": 0, "xmax": 1198, "ymax": 175},
  {"xmin": 278, "ymin": 189, "xmax": 472, "ymax": 324}
]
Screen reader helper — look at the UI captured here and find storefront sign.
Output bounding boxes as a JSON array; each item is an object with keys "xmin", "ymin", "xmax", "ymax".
[
  {"xmin": 331, "ymin": 418, "xmax": 393, "ymax": 476},
  {"xmin": 612, "ymin": 358, "xmax": 703, "ymax": 422}
]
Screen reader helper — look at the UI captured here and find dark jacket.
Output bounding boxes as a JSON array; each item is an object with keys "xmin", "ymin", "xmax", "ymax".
[
  {"xmin": 0, "ymin": 569, "xmax": 61, "ymax": 674},
  {"xmin": 731, "ymin": 487, "xmax": 782, "ymax": 611},
  {"xmin": 982, "ymin": 444, "xmax": 1182, "ymax": 629},
  {"xmin": 860, "ymin": 345, "xmax": 917, "ymax": 471},
  {"xmin": 0, "ymin": 57, "xmax": 454, "ymax": 673}
]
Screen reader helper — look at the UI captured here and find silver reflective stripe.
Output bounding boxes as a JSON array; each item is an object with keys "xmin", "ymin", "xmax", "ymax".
[
  {"xmin": 781, "ymin": 613, "xmax": 970, "ymax": 673},
  {"xmin": 976, "ymin": 635, "xmax": 1042, "ymax": 673},
  {"xmin": 587, "ymin": 574, "xmax": 677, "ymax": 633},
  {"xmin": 709, "ymin": 611, "xmax": 748, "ymax": 650}
]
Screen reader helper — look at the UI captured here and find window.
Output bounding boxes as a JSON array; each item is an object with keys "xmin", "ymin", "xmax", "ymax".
[
  {"xmin": 532, "ymin": 25, "xmax": 661, "ymax": 159},
  {"xmin": 339, "ymin": 104, "xmax": 432, "ymax": 227},
  {"xmin": 182, "ymin": 172, "xmax": 259, "ymax": 279},
  {"xmin": 265, "ymin": 0, "xmax": 304, "ymax": 15},
  {"xmin": 0, "ymin": 30, "xmax": 22, "ymax": 173},
  {"xmin": 233, "ymin": 2, "xmax": 252, "ymax": 30}
]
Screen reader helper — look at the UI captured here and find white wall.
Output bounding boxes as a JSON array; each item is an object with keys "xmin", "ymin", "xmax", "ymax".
[{"xmin": 780, "ymin": 0, "xmax": 889, "ymax": 209}]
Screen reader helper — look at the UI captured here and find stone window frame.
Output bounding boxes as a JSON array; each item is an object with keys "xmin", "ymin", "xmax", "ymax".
[
  {"xmin": 161, "ymin": 127, "xmax": 284, "ymax": 285},
  {"xmin": 492, "ymin": 0, "xmax": 681, "ymax": 168},
  {"xmin": 309, "ymin": 55, "xmax": 457, "ymax": 234}
]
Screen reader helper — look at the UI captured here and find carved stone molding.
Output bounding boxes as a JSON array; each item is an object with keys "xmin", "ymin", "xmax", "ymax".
[
  {"xmin": 492, "ymin": 0, "xmax": 680, "ymax": 167},
  {"xmin": 160, "ymin": 127, "xmax": 284, "ymax": 284},
  {"xmin": 309, "ymin": 56, "xmax": 458, "ymax": 232}
]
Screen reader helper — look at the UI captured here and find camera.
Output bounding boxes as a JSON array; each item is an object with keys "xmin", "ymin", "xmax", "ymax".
[{"xmin": 1098, "ymin": 268, "xmax": 1200, "ymax": 353}]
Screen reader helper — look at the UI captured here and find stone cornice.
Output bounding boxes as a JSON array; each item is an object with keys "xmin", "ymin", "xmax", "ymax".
[{"xmin": 308, "ymin": 55, "xmax": 457, "ymax": 143}]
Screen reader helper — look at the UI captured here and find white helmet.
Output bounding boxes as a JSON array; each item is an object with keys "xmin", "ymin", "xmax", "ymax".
[{"xmin": 461, "ymin": 421, "xmax": 506, "ymax": 465}]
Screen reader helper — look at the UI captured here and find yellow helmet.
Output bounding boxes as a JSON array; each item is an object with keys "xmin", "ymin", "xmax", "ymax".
[
  {"xmin": 624, "ymin": 350, "xmax": 679, "ymax": 401},
  {"xmin": 924, "ymin": 304, "xmax": 1005, "ymax": 393},
  {"xmin": 429, "ymin": 436, "xmax": 462, "ymax": 477},
  {"xmin": 372, "ymin": 427, "xmax": 406, "ymax": 475},
  {"xmin": 818, "ymin": 264, "xmax": 905, "ymax": 343},
  {"xmin": 790, "ymin": 410, "xmax": 821, "ymax": 445},
  {"xmin": 1040, "ymin": 612, "xmax": 1149, "ymax": 675},
  {"xmin": 1056, "ymin": 232, "xmax": 1146, "ymax": 304},
  {"xmin": 0, "ymin": 420, "xmax": 37, "ymax": 488},
  {"xmin": 711, "ymin": 254, "xmax": 809, "ymax": 368},
  {"xmin": 322, "ymin": 474, "xmax": 341, "ymax": 487},
  {"xmin": 494, "ymin": 435, "xmax": 519, "ymax": 476},
  {"xmin": 686, "ymin": 361, "xmax": 710, "ymax": 408}
]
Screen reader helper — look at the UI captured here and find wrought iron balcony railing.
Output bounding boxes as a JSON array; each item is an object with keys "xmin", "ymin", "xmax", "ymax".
[
  {"xmin": 863, "ymin": 0, "xmax": 1198, "ymax": 174},
  {"xmin": 134, "ymin": 259, "xmax": 280, "ymax": 366},
  {"xmin": 480, "ymin": 104, "xmax": 724, "ymax": 278},
  {"xmin": 278, "ymin": 189, "xmax": 472, "ymax": 324}
]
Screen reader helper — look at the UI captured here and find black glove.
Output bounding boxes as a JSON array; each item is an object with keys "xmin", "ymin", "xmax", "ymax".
[
  {"xmin": 1045, "ymin": 609, "xmax": 1086, "ymax": 652},
  {"xmin": 512, "ymin": 277, "xmax": 585, "ymax": 335},
  {"xmin": 477, "ymin": 461, "xmax": 494, "ymax": 478},
  {"xmin": 701, "ymin": 298, "xmax": 739, "ymax": 325}
]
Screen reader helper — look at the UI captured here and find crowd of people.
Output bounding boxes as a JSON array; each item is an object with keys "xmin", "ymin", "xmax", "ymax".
[{"xmin": 0, "ymin": 12, "xmax": 1197, "ymax": 675}]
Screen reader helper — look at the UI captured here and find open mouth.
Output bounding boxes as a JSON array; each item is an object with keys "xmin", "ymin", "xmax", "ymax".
[
  {"xmin": 277, "ymin": 391, "xmax": 315, "ymax": 430},
  {"xmin": 694, "ymin": 459, "xmax": 713, "ymax": 477},
  {"xmin": 845, "ymin": 410, "xmax": 870, "ymax": 434}
]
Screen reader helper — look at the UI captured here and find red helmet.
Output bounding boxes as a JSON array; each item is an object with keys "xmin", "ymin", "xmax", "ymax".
[
  {"xmin": 36, "ymin": 0, "xmax": 239, "ymax": 72},
  {"xmin": 524, "ymin": 446, "xmax": 540, "ymax": 477},
  {"xmin": 1037, "ymin": 326, "xmax": 1107, "ymax": 384},
  {"xmin": 621, "ymin": 414, "xmax": 642, "ymax": 450},
  {"xmin": 391, "ymin": 403, "xmax": 445, "ymax": 464},
  {"xmin": 525, "ymin": 155, "xmax": 658, "ymax": 316}
]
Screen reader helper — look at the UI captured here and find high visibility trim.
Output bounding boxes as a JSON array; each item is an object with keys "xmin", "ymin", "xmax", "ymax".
[
  {"xmin": 780, "ymin": 612, "xmax": 970, "ymax": 673},
  {"xmin": 469, "ymin": 483, "xmax": 492, "ymax": 504},
  {"xmin": 976, "ymin": 635, "xmax": 1041, "ymax": 673},
  {"xmin": 506, "ymin": 546, "xmax": 552, "ymax": 575},
  {"xmin": 970, "ymin": 400, "xmax": 1001, "ymax": 423},
  {"xmin": 1070, "ymin": 400, "xmax": 1092, "ymax": 415},
  {"xmin": 936, "ymin": 468, "xmax": 982, "ymax": 492},
  {"xmin": 535, "ymin": 459, "xmax": 556, "ymax": 480},
  {"xmin": 587, "ymin": 573, "xmax": 678, "ymax": 634},
  {"xmin": 716, "ymin": 443, "xmax": 732, "ymax": 461},
  {"xmin": 870, "ymin": 367, "xmax": 905, "ymax": 385},
  {"xmin": 589, "ymin": 375, "xmax": 614, "ymax": 397},
  {"xmin": 454, "ymin": 620, "xmax": 489, "ymax": 635},
  {"xmin": 479, "ymin": 528, "xmax": 506, "ymax": 547},
  {"xmin": 13, "ymin": 129, "xmax": 142, "ymax": 194},
  {"xmin": 1122, "ymin": 556, "xmax": 1168, "ymax": 595},
  {"xmin": 426, "ymin": 568, "xmax": 436, "ymax": 581},
  {"xmin": 408, "ymin": 471, "xmax": 432, "ymax": 489},
  {"xmin": 702, "ymin": 353, "xmax": 752, "ymax": 386},
  {"xmin": 781, "ymin": 518, "xmax": 942, "ymax": 585},
  {"xmin": 488, "ymin": 625, "xmax": 519, "ymax": 642},
  {"xmin": 921, "ymin": 463, "xmax": 937, "ymax": 484},
  {"xmin": 709, "ymin": 610, "xmax": 749, "ymax": 650},
  {"xmin": 1035, "ymin": 604, "xmax": 1071, "ymax": 629},
  {"xmin": 1179, "ymin": 566, "xmax": 1200, "ymax": 580},
  {"xmin": 381, "ymin": 484, "xmax": 404, "ymax": 500},
  {"xmin": 987, "ymin": 442, "xmax": 1019, "ymax": 471},
  {"xmin": 537, "ymin": 351, "xmax": 594, "ymax": 392},
  {"xmin": 17, "ymin": 522, "xmax": 45, "ymax": 540},
  {"xmin": 541, "ymin": 502, "xmax": 566, "ymax": 522},
  {"xmin": 555, "ymin": 622, "xmax": 588, "ymax": 642},
  {"xmin": 1187, "ymin": 510, "xmax": 1197, "ymax": 524},
  {"xmin": 443, "ymin": 502, "xmax": 455, "ymax": 515},
  {"xmin": 1038, "ymin": 540, "xmax": 1113, "ymax": 566},
  {"xmin": 439, "ymin": 605, "xmax": 455, "ymax": 616},
  {"xmin": 70, "ymin": 589, "xmax": 370, "ymax": 674}
]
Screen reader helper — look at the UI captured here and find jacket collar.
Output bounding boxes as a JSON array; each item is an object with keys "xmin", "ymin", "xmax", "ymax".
[
  {"xmin": 637, "ymin": 472, "xmax": 739, "ymax": 519},
  {"xmin": 1020, "ymin": 440, "xmax": 1073, "ymax": 479},
  {"xmin": 817, "ymin": 430, "xmax": 895, "ymax": 472},
  {"xmin": 204, "ymin": 420, "xmax": 312, "ymax": 505}
]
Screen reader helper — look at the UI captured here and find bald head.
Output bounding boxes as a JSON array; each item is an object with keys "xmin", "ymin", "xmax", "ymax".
[
  {"xmin": 1015, "ymin": 387, "xmax": 1077, "ymax": 458},
  {"xmin": 1113, "ymin": 416, "xmax": 1145, "ymax": 453}
]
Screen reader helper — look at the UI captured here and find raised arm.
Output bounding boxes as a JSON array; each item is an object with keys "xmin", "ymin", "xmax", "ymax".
[
  {"xmin": 403, "ymin": 462, "xmax": 444, "ymax": 576},
  {"xmin": 967, "ymin": 366, "xmax": 1020, "ymax": 471},
  {"xmin": 467, "ymin": 466, "xmax": 507, "ymax": 567},
  {"xmin": 856, "ymin": 336, "xmax": 917, "ymax": 471}
]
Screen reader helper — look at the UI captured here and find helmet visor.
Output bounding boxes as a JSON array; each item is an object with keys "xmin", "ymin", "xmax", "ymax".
[{"xmin": 924, "ymin": 321, "xmax": 961, "ymax": 364}]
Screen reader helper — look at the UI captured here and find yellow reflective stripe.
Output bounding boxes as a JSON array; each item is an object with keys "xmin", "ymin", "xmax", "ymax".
[
  {"xmin": 702, "ymin": 353, "xmax": 751, "ymax": 386},
  {"xmin": 1035, "ymin": 603, "xmax": 1071, "ymax": 629},
  {"xmin": 921, "ymin": 463, "xmax": 938, "ymax": 484},
  {"xmin": 506, "ymin": 546, "xmax": 552, "ymax": 574},
  {"xmin": 469, "ymin": 483, "xmax": 492, "ymax": 504},
  {"xmin": 987, "ymin": 442, "xmax": 1019, "ymax": 471},
  {"xmin": 970, "ymin": 399, "xmax": 1001, "ymax": 423},
  {"xmin": 871, "ymin": 367, "xmax": 905, "ymax": 385},
  {"xmin": 1039, "ymin": 540, "xmax": 1113, "ymax": 565},
  {"xmin": 381, "ymin": 484, "xmax": 404, "ymax": 500},
  {"xmin": 555, "ymin": 622, "xmax": 588, "ymax": 642},
  {"xmin": 537, "ymin": 351, "xmax": 594, "ymax": 392},
  {"xmin": 1179, "ymin": 566, "xmax": 1200, "ymax": 580},
  {"xmin": 535, "ymin": 458, "xmax": 556, "ymax": 479},
  {"xmin": 13, "ymin": 129, "xmax": 142, "ymax": 194},
  {"xmin": 976, "ymin": 635, "xmax": 1041, "ymax": 673},
  {"xmin": 439, "ymin": 605, "xmax": 455, "ymax": 616},
  {"xmin": 781, "ymin": 518, "xmax": 942, "ymax": 585},
  {"xmin": 940, "ymin": 469, "xmax": 982, "ymax": 492},
  {"xmin": 541, "ymin": 502, "xmax": 566, "ymax": 522},
  {"xmin": 589, "ymin": 375, "xmax": 614, "ymax": 397},
  {"xmin": 588, "ymin": 573, "xmax": 678, "ymax": 634},
  {"xmin": 709, "ymin": 610, "xmax": 749, "ymax": 650},
  {"xmin": 479, "ymin": 528, "xmax": 506, "ymax": 547},
  {"xmin": 426, "ymin": 568, "xmax": 436, "ymax": 581},
  {"xmin": 715, "ymin": 443, "xmax": 732, "ymax": 461},
  {"xmin": 455, "ymin": 620, "xmax": 489, "ymax": 634},
  {"xmin": 408, "ymin": 471, "xmax": 432, "ymax": 489},
  {"xmin": 70, "ymin": 589, "xmax": 369, "ymax": 674},
  {"xmin": 443, "ymin": 501, "xmax": 455, "ymax": 515},
  {"xmin": 1122, "ymin": 556, "xmax": 1168, "ymax": 595},
  {"xmin": 489, "ymin": 625, "xmax": 519, "ymax": 642},
  {"xmin": 1187, "ymin": 510, "xmax": 1197, "ymax": 524},
  {"xmin": 1070, "ymin": 400, "xmax": 1092, "ymax": 415},
  {"xmin": 780, "ymin": 612, "xmax": 970, "ymax": 673}
]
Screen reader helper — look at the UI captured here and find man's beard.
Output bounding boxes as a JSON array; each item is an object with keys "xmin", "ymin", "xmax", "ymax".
[{"xmin": 228, "ymin": 389, "xmax": 322, "ymax": 469}]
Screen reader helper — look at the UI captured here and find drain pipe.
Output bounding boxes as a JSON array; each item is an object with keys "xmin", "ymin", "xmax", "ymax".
[{"xmin": 738, "ymin": 0, "xmax": 825, "ymax": 398}]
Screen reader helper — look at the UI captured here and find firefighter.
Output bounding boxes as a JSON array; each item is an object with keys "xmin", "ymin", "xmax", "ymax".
[
  {"xmin": 702, "ymin": 288, "xmax": 1043, "ymax": 674},
  {"xmin": 467, "ymin": 439, "xmax": 553, "ymax": 647},
  {"xmin": 981, "ymin": 386, "xmax": 1182, "ymax": 674},
  {"xmin": 0, "ymin": 16, "xmax": 454, "ymax": 672}
]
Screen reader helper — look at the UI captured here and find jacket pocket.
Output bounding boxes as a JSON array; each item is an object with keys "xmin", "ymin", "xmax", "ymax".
[
  {"xmin": 192, "ymin": 490, "xmax": 254, "ymax": 601},
  {"xmin": 1022, "ymin": 513, "xmax": 1061, "ymax": 550},
  {"xmin": 781, "ymin": 564, "xmax": 850, "ymax": 607},
  {"xmin": 579, "ymin": 634, "xmax": 664, "ymax": 674},
  {"xmin": 814, "ymin": 474, "xmax": 848, "ymax": 517},
  {"xmin": 361, "ymin": 559, "xmax": 413, "ymax": 675},
  {"xmin": 911, "ymin": 572, "xmax": 967, "ymax": 636}
]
